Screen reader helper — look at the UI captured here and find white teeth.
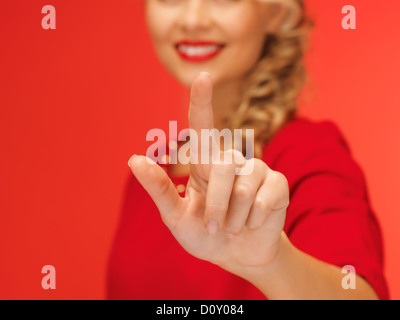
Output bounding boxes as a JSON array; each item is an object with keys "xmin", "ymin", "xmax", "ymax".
[{"xmin": 177, "ymin": 45, "xmax": 221, "ymax": 56}]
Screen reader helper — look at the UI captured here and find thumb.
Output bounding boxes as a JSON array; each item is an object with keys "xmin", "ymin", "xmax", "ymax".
[{"xmin": 128, "ymin": 155, "xmax": 182, "ymax": 224}]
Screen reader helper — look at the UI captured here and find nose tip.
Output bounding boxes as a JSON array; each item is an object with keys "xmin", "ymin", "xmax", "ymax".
[{"xmin": 180, "ymin": 1, "xmax": 212, "ymax": 32}]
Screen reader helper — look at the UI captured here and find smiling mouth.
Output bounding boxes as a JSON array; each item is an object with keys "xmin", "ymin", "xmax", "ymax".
[{"xmin": 175, "ymin": 41, "xmax": 226, "ymax": 62}]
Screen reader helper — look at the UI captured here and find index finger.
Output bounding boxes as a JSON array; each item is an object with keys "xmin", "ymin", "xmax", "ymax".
[{"xmin": 188, "ymin": 72, "xmax": 217, "ymax": 169}]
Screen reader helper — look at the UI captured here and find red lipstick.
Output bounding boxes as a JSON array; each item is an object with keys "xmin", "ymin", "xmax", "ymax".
[{"xmin": 175, "ymin": 41, "xmax": 225, "ymax": 62}]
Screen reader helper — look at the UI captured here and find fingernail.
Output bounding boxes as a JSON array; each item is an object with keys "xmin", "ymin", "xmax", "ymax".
[
  {"xmin": 127, "ymin": 154, "xmax": 138, "ymax": 167},
  {"xmin": 200, "ymin": 71, "xmax": 210, "ymax": 78},
  {"xmin": 206, "ymin": 220, "xmax": 219, "ymax": 235}
]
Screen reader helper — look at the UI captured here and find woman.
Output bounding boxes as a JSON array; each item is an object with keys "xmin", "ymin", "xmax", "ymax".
[{"xmin": 107, "ymin": 0, "xmax": 389, "ymax": 299}]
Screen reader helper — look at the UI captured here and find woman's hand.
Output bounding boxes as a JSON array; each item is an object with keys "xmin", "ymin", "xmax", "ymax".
[{"xmin": 128, "ymin": 72, "xmax": 290, "ymax": 276}]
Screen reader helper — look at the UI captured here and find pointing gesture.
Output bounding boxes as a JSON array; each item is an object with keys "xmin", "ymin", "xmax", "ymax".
[{"xmin": 128, "ymin": 72, "xmax": 290, "ymax": 274}]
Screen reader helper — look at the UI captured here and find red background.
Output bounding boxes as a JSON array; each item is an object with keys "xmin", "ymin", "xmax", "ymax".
[{"xmin": 0, "ymin": 0, "xmax": 399, "ymax": 299}]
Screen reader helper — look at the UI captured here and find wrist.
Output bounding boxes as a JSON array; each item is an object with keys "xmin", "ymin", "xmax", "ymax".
[
  {"xmin": 245, "ymin": 232, "xmax": 290, "ymax": 277},
  {"xmin": 219, "ymin": 232, "xmax": 292, "ymax": 284}
]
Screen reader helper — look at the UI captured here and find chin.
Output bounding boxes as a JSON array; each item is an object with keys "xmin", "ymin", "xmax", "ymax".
[
  {"xmin": 172, "ymin": 67, "xmax": 223, "ymax": 88},
  {"xmin": 160, "ymin": 50, "xmax": 230, "ymax": 88}
]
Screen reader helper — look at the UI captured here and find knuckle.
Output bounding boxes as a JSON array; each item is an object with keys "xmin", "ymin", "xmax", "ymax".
[
  {"xmin": 222, "ymin": 148, "xmax": 245, "ymax": 166},
  {"xmin": 225, "ymin": 148, "xmax": 242, "ymax": 158},
  {"xmin": 275, "ymin": 170, "xmax": 288, "ymax": 184},
  {"xmin": 246, "ymin": 219, "xmax": 262, "ymax": 230},
  {"xmin": 271, "ymin": 171, "xmax": 289, "ymax": 190},
  {"xmin": 160, "ymin": 211, "xmax": 174, "ymax": 227},
  {"xmin": 253, "ymin": 197, "xmax": 269, "ymax": 213},
  {"xmin": 224, "ymin": 225, "xmax": 242, "ymax": 236},
  {"xmin": 254, "ymin": 158, "xmax": 266, "ymax": 169},
  {"xmin": 278, "ymin": 174, "xmax": 290, "ymax": 198},
  {"xmin": 224, "ymin": 215, "xmax": 247, "ymax": 235},
  {"xmin": 157, "ymin": 175, "xmax": 171, "ymax": 196},
  {"xmin": 233, "ymin": 182, "xmax": 254, "ymax": 199},
  {"xmin": 206, "ymin": 202, "xmax": 228, "ymax": 216}
]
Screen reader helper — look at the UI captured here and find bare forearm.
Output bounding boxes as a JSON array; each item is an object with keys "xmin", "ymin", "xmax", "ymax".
[{"xmin": 223, "ymin": 232, "xmax": 379, "ymax": 300}]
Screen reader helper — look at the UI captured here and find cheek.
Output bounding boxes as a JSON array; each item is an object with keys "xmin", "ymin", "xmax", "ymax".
[
  {"xmin": 146, "ymin": 8, "xmax": 178, "ymax": 68},
  {"xmin": 146, "ymin": 8, "xmax": 168, "ymax": 45},
  {"xmin": 220, "ymin": 12, "xmax": 266, "ymax": 74},
  {"xmin": 225, "ymin": 36, "xmax": 265, "ymax": 80},
  {"xmin": 145, "ymin": 3, "xmax": 176, "ymax": 52}
]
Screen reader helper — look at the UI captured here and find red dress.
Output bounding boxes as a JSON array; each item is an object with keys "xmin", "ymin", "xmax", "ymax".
[{"xmin": 107, "ymin": 116, "xmax": 389, "ymax": 299}]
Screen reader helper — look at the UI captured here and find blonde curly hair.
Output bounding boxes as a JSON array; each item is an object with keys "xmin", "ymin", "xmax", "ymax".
[{"xmin": 225, "ymin": 0, "xmax": 313, "ymax": 159}]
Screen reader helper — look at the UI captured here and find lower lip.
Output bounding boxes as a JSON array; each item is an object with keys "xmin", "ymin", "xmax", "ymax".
[{"xmin": 175, "ymin": 45, "xmax": 225, "ymax": 62}]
